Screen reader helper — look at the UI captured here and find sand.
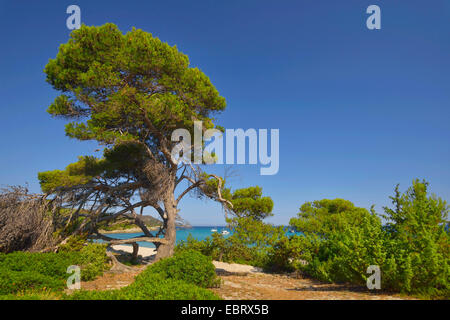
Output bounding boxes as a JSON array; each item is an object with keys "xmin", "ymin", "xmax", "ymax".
[
  {"xmin": 213, "ymin": 261, "xmax": 263, "ymax": 274},
  {"xmin": 111, "ymin": 244, "xmax": 156, "ymax": 257}
]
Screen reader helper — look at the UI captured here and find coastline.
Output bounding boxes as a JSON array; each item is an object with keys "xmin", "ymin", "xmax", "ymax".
[
  {"xmin": 99, "ymin": 225, "xmax": 203, "ymax": 234},
  {"xmin": 99, "ymin": 226, "xmax": 160, "ymax": 234}
]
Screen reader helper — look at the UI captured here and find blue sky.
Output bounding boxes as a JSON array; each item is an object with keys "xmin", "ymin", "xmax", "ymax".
[{"xmin": 0, "ymin": 0, "xmax": 449, "ymax": 225}]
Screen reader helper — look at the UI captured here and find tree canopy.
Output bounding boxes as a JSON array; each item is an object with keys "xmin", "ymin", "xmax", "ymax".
[
  {"xmin": 45, "ymin": 23, "xmax": 225, "ymax": 146},
  {"xmin": 39, "ymin": 23, "xmax": 273, "ymax": 260},
  {"xmin": 289, "ymin": 198, "xmax": 377, "ymax": 236}
]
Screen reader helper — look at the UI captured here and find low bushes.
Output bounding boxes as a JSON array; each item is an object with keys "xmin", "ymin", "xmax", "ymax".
[
  {"xmin": 0, "ymin": 243, "xmax": 110, "ymax": 296},
  {"xmin": 281, "ymin": 180, "xmax": 449, "ymax": 298},
  {"xmin": 294, "ymin": 213, "xmax": 386, "ymax": 284},
  {"xmin": 66, "ymin": 250, "xmax": 221, "ymax": 300},
  {"xmin": 1, "ymin": 246, "xmax": 219, "ymax": 300},
  {"xmin": 265, "ymin": 235, "xmax": 312, "ymax": 272},
  {"xmin": 0, "ymin": 288, "xmax": 57, "ymax": 300},
  {"xmin": 0, "ymin": 269, "xmax": 62, "ymax": 295},
  {"xmin": 145, "ymin": 250, "xmax": 219, "ymax": 288},
  {"xmin": 72, "ymin": 243, "xmax": 111, "ymax": 281},
  {"xmin": 380, "ymin": 181, "xmax": 449, "ymax": 298}
]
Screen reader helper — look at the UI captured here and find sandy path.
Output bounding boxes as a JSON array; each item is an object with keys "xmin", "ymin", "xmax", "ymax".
[
  {"xmin": 213, "ymin": 261, "xmax": 263, "ymax": 274},
  {"xmin": 212, "ymin": 273, "xmax": 414, "ymax": 300}
]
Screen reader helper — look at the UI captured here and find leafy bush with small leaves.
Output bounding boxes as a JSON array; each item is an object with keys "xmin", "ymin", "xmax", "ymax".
[
  {"xmin": 283, "ymin": 180, "xmax": 449, "ymax": 299},
  {"xmin": 286, "ymin": 199, "xmax": 388, "ymax": 284},
  {"xmin": 0, "ymin": 268, "xmax": 63, "ymax": 295},
  {"xmin": 380, "ymin": 180, "xmax": 449, "ymax": 298},
  {"xmin": 58, "ymin": 235, "xmax": 87, "ymax": 252},
  {"xmin": 265, "ymin": 235, "xmax": 313, "ymax": 272},
  {"xmin": 300, "ymin": 215, "xmax": 386, "ymax": 284},
  {"xmin": 75, "ymin": 244, "xmax": 110, "ymax": 281},
  {"xmin": 0, "ymin": 243, "xmax": 109, "ymax": 296},
  {"xmin": 145, "ymin": 250, "xmax": 220, "ymax": 288}
]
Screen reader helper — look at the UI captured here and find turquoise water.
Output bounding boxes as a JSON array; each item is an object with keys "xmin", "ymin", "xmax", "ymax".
[
  {"xmin": 105, "ymin": 226, "xmax": 231, "ymax": 248},
  {"xmin": 104, "ymin": 226, "xmax": 299, "ymax": 248}
]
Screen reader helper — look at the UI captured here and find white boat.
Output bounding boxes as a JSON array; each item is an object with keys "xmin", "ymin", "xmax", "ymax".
[
  {"xmin": 211, "ymin": 228, "xmax": 218, "ymax": 232},
  {"xmin": 221, "ymin": 230, "xmax": 230, "ymax": 235}
]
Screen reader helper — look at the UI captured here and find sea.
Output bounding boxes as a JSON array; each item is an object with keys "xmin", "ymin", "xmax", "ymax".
[
  {"xmin": 104, "ymin": 226, "xmax": 232, "ymax": 248},
  {"xmin": 101, "ymin": 226, "xmax": 298, "ymax": 248}
]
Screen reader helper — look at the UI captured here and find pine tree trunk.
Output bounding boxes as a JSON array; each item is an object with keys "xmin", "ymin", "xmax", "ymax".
[{"xmin": 154, "ymin": 189, "xmax": 177, "ymax": 261}]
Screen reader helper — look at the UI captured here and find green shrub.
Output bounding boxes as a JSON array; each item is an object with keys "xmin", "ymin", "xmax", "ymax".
[
  {"xmin": 58, "ymin": 235, "xmax": 88, "ymax": 252},
  {"xmin": 286, "ymin": 199, "xmax": 387, "ymax": 284},
  {"xmin": 285, "ymin": 180, "xmax": 449, "ymax": 299},
  {"xmin": 0, "ymin": 251, "xmax": 77, "ymax": 278},
  {"xmin": 75, "ymin": 244, "xmax": 110, "ymax": 281},
  {"xmin": 380, "ymin": 180, "xmax": 449, "ymax": 298},
  {"xmin": 301, "ymin": 217, "xmax": 386, "ymax": 284},
  {"xmin": 0, "ymin": 291, "xmax": 55, "ymax": 300},
  {"xmin": 0, "ymin": 243, "xmax": 109, "ymax": 296},
  {"xmin": 176, "ymin": 234, "xmax": 214, "ymax": 256},
  {"xmin": 145, "ymin": 250, "xmax": 219, "ymax": 288},
  {"xmin": 1, "ymin": 246, "xmax": 220, "ymax": 300},
  {"xmin": 0, "ymin": 268, "xmax": 64, "ymax": 295},
  {"xmin": 265, "ymin": 235, "xmax": 312, "ymax": 272}
]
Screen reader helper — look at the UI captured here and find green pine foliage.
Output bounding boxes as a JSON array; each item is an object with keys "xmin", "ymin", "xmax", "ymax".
[
  {"xmin": 44, "ymin": 23, "xmax": 225, "ymax": 144},
  {"xmin": 40, "ymin": 23, "xmax": 227, "ymax": 193},
  {"xmin": 381, "ymin": 180, "xmax": 449, "ymax": 298},
  {"xmin": 231, "ymin": 187, "xmax": 274, "ymax": 220},
  {"xmin": 284, "ymin": 199, "xmax": 386, "ymax": 283}
]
